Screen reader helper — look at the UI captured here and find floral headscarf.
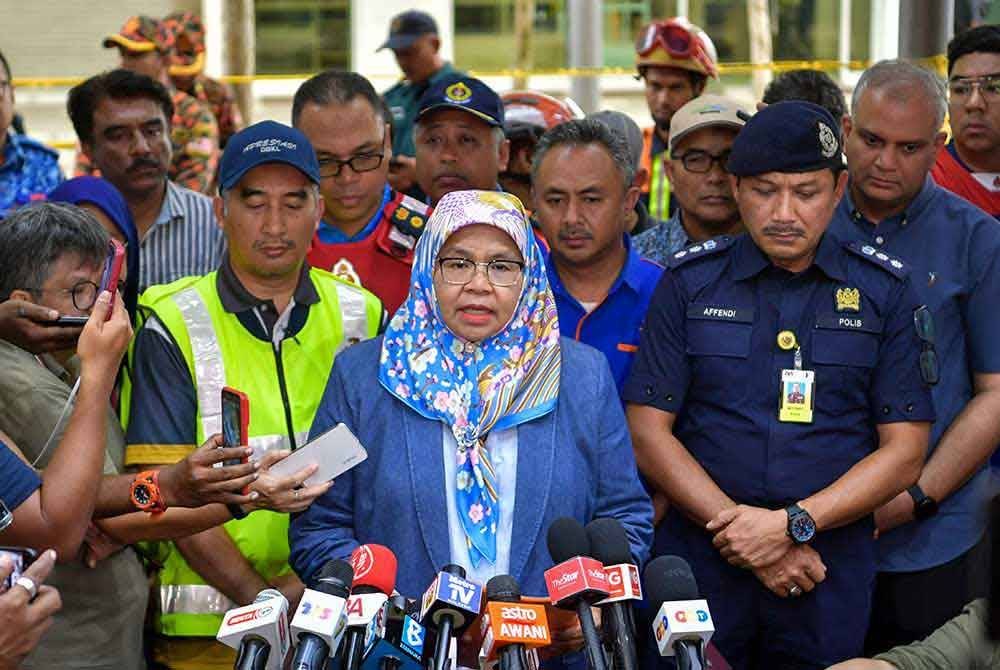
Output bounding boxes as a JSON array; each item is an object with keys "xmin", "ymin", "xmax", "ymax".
[{"xmin": 379, "ymin": 189, "xmax": 561, "ymax": 566}]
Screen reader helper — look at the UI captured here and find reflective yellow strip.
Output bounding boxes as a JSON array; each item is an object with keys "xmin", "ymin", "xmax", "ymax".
[
  {"xmin": 334, "ymin": 283, "xmax": 369, "ymax": 351},
  {"xmin": 125, "ymin": 444, "xmax": 196, "ymax": 466},
  {"xmin": 11, "ymin": 55, "xmax": 948, "ymax": 88},
  {"xmin": 648, "ymin": 152, "xmax": 670, "ymax": 221}
]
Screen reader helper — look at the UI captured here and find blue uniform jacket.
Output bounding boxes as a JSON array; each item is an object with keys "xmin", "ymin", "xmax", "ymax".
[{"xmin": 289, "ymin": 336, "xmax": 654, "ymax": 599}]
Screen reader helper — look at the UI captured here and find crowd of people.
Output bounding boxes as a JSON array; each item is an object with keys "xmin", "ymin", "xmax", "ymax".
[{"xmin": 1, "ymin": 8, "xmax": 1000, "ymax": 670}]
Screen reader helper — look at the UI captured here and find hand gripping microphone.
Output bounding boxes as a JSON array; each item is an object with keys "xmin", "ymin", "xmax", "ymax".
[
  {"xmin": 290, "ymin": 559, "xmax": 354, "ymax": 670},
  {"xmin": 478, "ymin": 575, "xmax": 550, "ymax": 670},
  {"xmin": 645, "ymin": 555, "xmax": 715, "ymax": 670},
  {"xmin": 586, "ymin": 518, "xmax": 640, "ymax": 670},
  {"xmin": 361, "ymin": 595, "xmax": 426, "ymax": 670},
  {"xmin": 419, "ymin": 563, "xmax": 485, "ymax": 670},
  {"xmin": 543, "ymin": 517, "xmax": 609, "ymax": 670},
  {"xmin": 216, "ymin": 588, "xmax": 291, "ymax": 670},
  {"xmin": 340, "ymin": 544, "xmax": 398, "ymax": 670}
]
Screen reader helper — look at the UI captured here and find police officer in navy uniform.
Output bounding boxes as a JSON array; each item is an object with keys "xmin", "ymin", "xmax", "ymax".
[{"xmin": 625, "ymin": 101, "xmax": 936, "ymax": 669}]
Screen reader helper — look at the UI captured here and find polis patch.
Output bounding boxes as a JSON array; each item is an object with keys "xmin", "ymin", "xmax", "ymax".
[{"xmin": 815, "ymin": 313, "xmax": 882, "ymax": 334}]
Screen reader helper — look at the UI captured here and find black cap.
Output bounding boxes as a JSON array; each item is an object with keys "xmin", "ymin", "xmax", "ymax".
[
  {"xmin": 585, "ymin": 518, "xmax": 633, "ymax": 565},
  {"xmin": 726, "ymin": 100, "xmax": 843, "ymax": 177},
  {"xmin": 417, "ymin": 75, "xmax": 505, "ymax": 128},
  {"xmin": 643, "ymin": 555, "xmax": 699, "ymax": 605},
  {"xmin": 378, "ymin": 10, "xmax": 438, "ymax": 52},
  {"xmin": 313, "ymin": 559, "xmax": 355, "ymax": 598},
  {"xmin": 547, "ymin": 517, "xmax": 591, "ymax": 564},
  {"xmin": 486, "ymin": 575, "xmax": 521, "ymax": 603}
]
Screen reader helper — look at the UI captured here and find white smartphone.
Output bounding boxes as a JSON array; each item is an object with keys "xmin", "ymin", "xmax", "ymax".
[{"xmin": 267, "ymin": 423, "xmax": 368, "ymax": 487}]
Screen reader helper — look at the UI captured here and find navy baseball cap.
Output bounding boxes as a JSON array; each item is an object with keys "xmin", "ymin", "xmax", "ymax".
[
  {"xmin": 726, "ymin": 100, "xmax": 843, "ymax": 177},
  {"xmin": 378, "ymin": 10, "xmax": 438, "ymax": 52},
  {"xmin": 218, "ymin": 120, "xmax": 321, "ymax": 193},
  {"xmin": 416, "ymin": 76, "xmax": 504, "ymax": 128}
]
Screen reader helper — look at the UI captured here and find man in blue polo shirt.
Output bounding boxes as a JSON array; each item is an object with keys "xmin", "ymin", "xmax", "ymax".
[
  {"xmin": 531, "ymin": 117, "xmax": 663, "ymax": 394},
  {"xmin": 831, "ymin": 59, "xmax": 1000, "ymax": 654}
]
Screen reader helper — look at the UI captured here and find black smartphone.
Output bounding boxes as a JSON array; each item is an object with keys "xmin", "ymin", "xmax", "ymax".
[
  {"xmin": 49, "ymin": 316, "xmax": 89, "ymax": 327},
  {"xmin": 221, "ymin": 387, "xmax": 250, "ymax": 468},
  {"xmin": 0, "ymin": 547, "xmax": 37, "ymax": 593}
]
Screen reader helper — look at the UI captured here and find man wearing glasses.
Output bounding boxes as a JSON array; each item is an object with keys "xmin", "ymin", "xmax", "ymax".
[
  {"xmin": 0, "ymin": 50, "xmax": 63, "ymax": 218},
  {"xmin": 831, "ymin": 59, "xmax": 1000, "ymax": 654},
  {"xmin": 293, "ymin": 70, "xmax": 431, "ymax": 314},
  {"xmin": 931, "ymin": 25, "xmax": 1000, "ymax": 220},
  {"xmin": 633, "ymin": 95, "xmax": 747, "ymax": 266}
]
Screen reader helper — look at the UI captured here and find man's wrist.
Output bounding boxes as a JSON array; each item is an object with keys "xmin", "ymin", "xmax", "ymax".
[{"xmin": 156, "ymin": 464, "xmax": 181, "ymax": 508}]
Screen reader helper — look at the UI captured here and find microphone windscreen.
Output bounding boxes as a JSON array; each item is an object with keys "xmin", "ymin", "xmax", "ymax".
[
  {"xmin": 314, "ymin": 558, "xmax": 355, "ymax": 598},
  {"xmin": 486, "ymin": 575, "xmax": 521, "ymax": 603},
  {"xmin": 585, "ymin": 518, "xmax": 633, "ymax": 565},
  {"xmin": 350, "ymin": 544, "xmax": 398, "ymax": 595},
  {"xmin": 546, "ymin": 517, "xmax": 590, "ymax": 563},
  {"xmin": 643, "ymin": 555, "xmax": 699, "ymax": 604},
  {"xmin": 442, "ymin": 563, "xmax": 467, "ymax": 578}
]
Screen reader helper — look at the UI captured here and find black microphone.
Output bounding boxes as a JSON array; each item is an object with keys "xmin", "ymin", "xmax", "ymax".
[
  {"xmin": 290, "ymin": 559, "xmax": 355, "ymax": 670},
  {"xmin": 419, "ymin": 563, "xmax": 484, "ymax": 670},
  {"xmin": 586, "ymin": 519, "xmax": 639, "ymax": 670},
  {"xmin": 644, "ymin": 556, "xmax": 715, "ymax": 670},
  {"xmin": 544, "ymin": 517, "xmax": 609, "ymax": 670}
]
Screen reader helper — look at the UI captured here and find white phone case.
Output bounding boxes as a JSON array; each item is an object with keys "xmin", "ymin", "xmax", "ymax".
[{"xmin": 267, "ymin": 423, "xmax": 368, "ymax": 486}]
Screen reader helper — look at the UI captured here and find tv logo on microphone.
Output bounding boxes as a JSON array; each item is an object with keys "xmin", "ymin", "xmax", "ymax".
[
  {"xmin": 544, "ymin": 556, "xmax": 609, "ymax": 604},
  {"xmin": 225, "ymin": 605, "xmax": 273, "ymax": 626},
  {"xmin": 350, "ymin": 545, "xmax": 376, "ymax": 580},
  {"xmin": 654, "ymin": 600, "xmax": 714, "ymax": 642}
]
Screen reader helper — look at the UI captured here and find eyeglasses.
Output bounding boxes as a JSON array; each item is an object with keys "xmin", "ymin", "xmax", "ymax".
[
  {"xmin": 317, "ymin": 153, "xmax": 385, "ymax": 178},
  {"xmin": 437, "ymin": 257, "xmax": 525, "ymax": 287},
  {"xmin": 23, "ymin": 279, "xmax": 127, "ymax": 312},
  {"xmin": 672, "ymin": 149, "xmax": 731, "ymax": 174},
  {"xmin": 948, "ymin": 75, "xmax": 1000, "ymax": 102},
  {"xmin": 913, "ymin": 306, "xmax": 939, "ymax": 386},
  {"xmin": 635, "ymin": 21, "xmax": 697, "ymax": 58}
]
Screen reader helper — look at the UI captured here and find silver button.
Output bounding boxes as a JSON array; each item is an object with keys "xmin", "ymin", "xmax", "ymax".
[{"xmin": 875, "ymin": 236, "xmax": 884, "ymax": 245}]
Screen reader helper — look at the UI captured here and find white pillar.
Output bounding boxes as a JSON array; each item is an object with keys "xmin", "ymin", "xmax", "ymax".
[
  {"xmin": 870, "ymin": 0, "xmax": 900, "ymax": 62},
  {"xmin": 567, "ymin": 0, "xmax": 602, "ymax": 114},
  {"xmin": 351, "ymin": 0, "xmax": 454, "ymax": 87},
  {"xmin": 202, "ymin": 0, "xmax": 224, "ymax": 78},
  {"xmin": 838, "ymin": 0, "xmax": 851, "ymax": 85}
]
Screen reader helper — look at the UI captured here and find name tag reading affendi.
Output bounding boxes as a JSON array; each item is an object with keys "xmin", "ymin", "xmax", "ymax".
[{"xmin": 779, "ymin": 369, "xmax": 814, "ymax": 423}]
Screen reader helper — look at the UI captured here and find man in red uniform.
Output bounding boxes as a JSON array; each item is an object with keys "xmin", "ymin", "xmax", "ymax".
[
  {"xmin": 931, "ymin": 25, "xmax": 1000, "ymax": 219},
  {"xmin": 293, "ymin": 70, "xmax": 430, "ymax": 315}
]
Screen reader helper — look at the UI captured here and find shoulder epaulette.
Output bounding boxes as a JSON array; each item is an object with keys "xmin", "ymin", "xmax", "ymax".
[
  {"xmin": 844, "ymin": 241, "xmax": 908, "ymax": 278},
  {"xmin": 666, "ymin": 235, "xmax": 735, "ymax": 269},
  {"xmin": 386, "ymin": 192, "xmax": 431, "ymax": 243}
]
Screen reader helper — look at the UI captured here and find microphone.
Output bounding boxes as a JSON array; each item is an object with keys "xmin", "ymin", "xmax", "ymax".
[
  {"xmin": 586, "ymin": 519, "xmax": 640, "ymax": 670},
  {"xmin": 478, "ymin": 575, "xmax": 551, "ymax": 670},
  {"xmin": 216, "ymin": 588, "xmax": 291, "ymax": 670},
  {"xmin": 340, "ymin": 544, "xmax": 398, "ymax": 670},
  {"xmin": 361, "ymin": 595, "xmax": 426, "ymax": 670},
  {"xmin": 419, "ymin": 563, "xmax": 485, "ymax": 670},
  {"xmin": 543, "ymin": 517, "xmax": 609, "ymax": 670},
  {"xmin": 290, "ymin": 559, "xmax": 354, "ymax": 670},
  {"xmin": 645, "ymin": 556, "xmax": 715, "ymax": 670}
]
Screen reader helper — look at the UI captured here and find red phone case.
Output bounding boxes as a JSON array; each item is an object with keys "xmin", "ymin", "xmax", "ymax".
[{"xmin": 100, "ymin": 239, "xmax": 126, "ymax": 321}]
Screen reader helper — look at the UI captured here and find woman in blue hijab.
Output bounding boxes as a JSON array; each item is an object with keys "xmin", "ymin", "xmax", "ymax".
[{"xmin": 48, "ymin": 177, "xmax": 140, "ymax": 322}]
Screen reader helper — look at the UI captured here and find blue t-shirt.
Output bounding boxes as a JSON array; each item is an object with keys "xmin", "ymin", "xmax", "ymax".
[
  {"xmin": 829, "ymin": 177, "xmax": 1000, "ymax": 572},
  {"xmin": 0, "ymin": 440, "xmax": 41, "ymax": 513},
  {"xmin": 0, "ymin": 131, "xmax": 63, "ymax": 218},
  {"xmin": 545, "ymin": 235, "xmax": 663, "ymax": 395}
]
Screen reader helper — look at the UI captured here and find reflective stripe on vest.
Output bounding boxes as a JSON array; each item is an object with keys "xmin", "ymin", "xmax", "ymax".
[
  {"xmin": 641, "ymin": 126, "xmax": 671, "ymax": 220},
  {"xmin": 174, "ymin": 287, "xmax": 227, "ymax": 441},
  {"xmin": 334, "ymin": 282, "xmax": 369, "ymax": 350},
  {"xmin": 160, "ymin": 584, "xmax": 235, "ymax": 616}
]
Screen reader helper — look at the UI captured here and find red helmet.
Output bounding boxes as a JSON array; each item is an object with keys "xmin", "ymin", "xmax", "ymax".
[
  {"xmin": 501, "ymin": 91, "xmax": 583, "ymax": 142},
  {"xmin": 634, "ymin": 17, "xmax": 719, "ymax": 79}
]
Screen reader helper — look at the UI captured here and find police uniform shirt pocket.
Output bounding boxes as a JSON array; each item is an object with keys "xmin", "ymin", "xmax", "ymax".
[
  {"xmin": 811, "ymin": 314, "xmax": 882, "ymax": 368},
  {"xmin": 685, "ymin": 303, "xmax": 754, "ymax": 358}
]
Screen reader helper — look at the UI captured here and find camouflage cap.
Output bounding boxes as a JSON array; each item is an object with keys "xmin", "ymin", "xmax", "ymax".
[
  {"xmin": 163, "ymin": 11, "xmax": 207, "ymax": 76},
  {"xmin": 103, "ymin": 15, "xmax": 173, "ymax": 54}
]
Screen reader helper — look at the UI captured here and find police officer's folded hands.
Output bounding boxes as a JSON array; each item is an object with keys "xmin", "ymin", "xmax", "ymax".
[
  {"xmin": 708, "ymin": 504, "xmax": 794, "ymax": 569},
  {"xmin": 753, "ymin": 544, "xmax": 827, "ymax": 598}
]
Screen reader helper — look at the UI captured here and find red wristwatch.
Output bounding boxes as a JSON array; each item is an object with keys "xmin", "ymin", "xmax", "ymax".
[{"xmin": 130, "ymin": 470, "xmax": 167, "ymax": 514}]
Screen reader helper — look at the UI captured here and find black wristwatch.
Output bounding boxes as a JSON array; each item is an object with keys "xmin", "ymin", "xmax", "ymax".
[
  {"xmin": 785, "ymin": 503, "xmax": 817, "ymax": 544},
  {"xmin": 907, "ymin": 484, "xmax": 939, "ymax": 521}
]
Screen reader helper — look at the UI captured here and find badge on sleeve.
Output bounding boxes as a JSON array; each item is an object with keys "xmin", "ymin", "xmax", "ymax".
[{"xmin": 779, "ymin": 369, "xmax": 814, "ymax": 423}]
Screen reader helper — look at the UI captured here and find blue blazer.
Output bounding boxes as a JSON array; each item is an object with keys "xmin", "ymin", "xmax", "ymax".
[{"xmin": 289, "ymin": 336, "xmax": 654, "ymax": 599}]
